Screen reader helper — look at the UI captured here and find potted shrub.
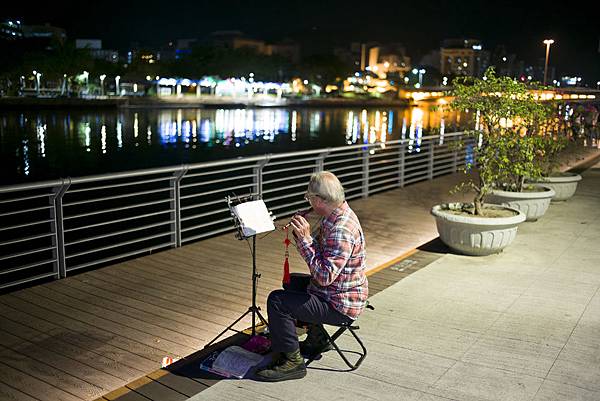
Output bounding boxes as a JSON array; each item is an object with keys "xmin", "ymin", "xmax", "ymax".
[
  {"xmin": 458, "ymin": 69, "xmax": 555, "ymax": 221},
  {"xmin": 527, "ymin": 113, "xmax": 582, "ymax": 202},
  {"xmin": 431, "ymin": 68, "xmax": 529, "ymax": 256}
]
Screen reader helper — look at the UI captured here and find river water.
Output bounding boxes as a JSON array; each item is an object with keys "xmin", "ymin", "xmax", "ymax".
[{"xmin": 0, "ymin": 105, "xmax": 467, "ymax": 185}]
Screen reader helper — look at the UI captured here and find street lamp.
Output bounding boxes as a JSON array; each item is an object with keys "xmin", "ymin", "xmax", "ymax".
[
  {"xmin": 115, "ymin": 75, "xmax": 121, "ymax": 95},
  {"xmin": 33, "ymin": 71, "xmax": 42, "ymax": 96},
  {"xmin": 543, "ymin": 39, "xmax": 554, "ymax": 86},
  {"xmin": 100, "ymin": 74, "xmax": 106, "ymax": 96},
  {"xmin": 82, "ymin": 71, "xmax": 89, "ymax": 93},
  {"xmin": 412, "ymin": 68, "xmax": 426, "ymax": 87}
]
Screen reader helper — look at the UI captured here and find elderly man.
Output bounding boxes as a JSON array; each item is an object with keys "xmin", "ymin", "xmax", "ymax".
[{"xmin": 256, "ymin": 171, "xmax": 368, "ymax": 382}]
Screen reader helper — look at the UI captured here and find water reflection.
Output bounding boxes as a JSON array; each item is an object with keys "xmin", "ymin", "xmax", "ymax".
[{"xmin": 1, "ymin": 105, "xmax": 465, "ymax": 183}]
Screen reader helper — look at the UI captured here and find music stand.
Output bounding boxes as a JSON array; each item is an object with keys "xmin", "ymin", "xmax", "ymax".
[{"xmin": 204, "ymin": 194, "xmax": 275, "ymax": 348}]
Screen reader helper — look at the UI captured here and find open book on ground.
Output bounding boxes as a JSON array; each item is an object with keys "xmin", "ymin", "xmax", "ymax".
[{"xmin": 200, "ymin": 345, "xmax": 264, "ymax": 379}]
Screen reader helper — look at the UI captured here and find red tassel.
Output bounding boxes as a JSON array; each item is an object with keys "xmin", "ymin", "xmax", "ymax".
[
  {"xmin": 283, "ymin": 258, "xmax": 290, "ymax": 285},
  {"xmin": 283, "ymin": 229, "xmax": 291, "ymax": 285}
]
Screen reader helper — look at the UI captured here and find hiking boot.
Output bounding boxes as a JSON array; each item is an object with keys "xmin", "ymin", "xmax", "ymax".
[
  {"xmin": 255, "ymin": 349, "xmax": 306, "ymax": 382},
  {"xmin": 300, "ymin": 324, "xmax": 333, "ymax": 358}
]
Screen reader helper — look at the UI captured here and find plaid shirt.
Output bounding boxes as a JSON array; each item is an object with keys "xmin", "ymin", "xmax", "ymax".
[{"xmin": 296, "ymin": 201, "xmax": 368, "ymax": 319}]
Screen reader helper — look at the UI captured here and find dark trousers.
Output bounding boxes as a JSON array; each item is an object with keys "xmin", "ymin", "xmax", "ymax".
[{"xmin": 267, "ymin": 273, "xmax": 352, "ymax": 353}]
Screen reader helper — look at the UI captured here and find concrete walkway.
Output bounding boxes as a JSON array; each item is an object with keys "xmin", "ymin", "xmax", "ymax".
[{"xmin": 185, "ymin": 162, "xmax": 600, "ymax": 400}]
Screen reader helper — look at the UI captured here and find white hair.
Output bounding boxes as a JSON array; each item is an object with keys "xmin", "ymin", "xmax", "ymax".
[{"xmin": 308, "ymin": 171, "xmax": 345, "ymax": 205}]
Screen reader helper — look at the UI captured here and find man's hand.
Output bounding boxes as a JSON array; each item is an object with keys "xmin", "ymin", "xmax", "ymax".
[{"xmin": 290, "ymin": 215, "xmax": 311, "ymax": 241}]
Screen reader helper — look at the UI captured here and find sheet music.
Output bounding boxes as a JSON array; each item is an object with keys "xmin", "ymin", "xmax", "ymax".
[
  {"xmin": 211, "ymin": 346, "xmax": 264, "ymax": 378},
  {"xmin": 232, "ymin": 200, "xmax": 275, "ymax": 237}
]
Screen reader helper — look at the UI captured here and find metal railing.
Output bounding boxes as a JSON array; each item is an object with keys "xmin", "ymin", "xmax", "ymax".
[{"xmin": 0, "ymin": 132, "xmax": 472, "ymax": 290}]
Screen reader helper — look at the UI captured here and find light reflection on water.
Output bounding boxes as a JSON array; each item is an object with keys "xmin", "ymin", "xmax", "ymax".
[{"xmin": 1, "ymin": 105, "xmax": 464, "ymax": 183}]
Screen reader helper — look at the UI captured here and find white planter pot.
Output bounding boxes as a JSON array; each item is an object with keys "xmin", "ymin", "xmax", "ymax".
[
  {"xmin": 486, "ymin": 186, "xmax": 555, "ymax": 222},
  {"xmin": 431, "ymin": 203, "xmax": 526, "ymax": 256},
  {"xmin": 528, "ymin": 173, "xmax": 582, "ymax": 202}
]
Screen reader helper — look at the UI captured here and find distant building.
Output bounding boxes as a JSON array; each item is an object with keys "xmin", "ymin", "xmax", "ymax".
[
  {"xmin": 209, "ymin": 31, "xmax": 267, "ymax": 53},
  {"xmin": 207, "ymin": 31, "xmax": 300, "ymax": 62},
  {"xmin": 21, "ymin": 23, "xmax": 66, "ymax": 44},
  {"xmin": 440, "ymin": 39, "xmax": 490, "ymax": 77},
  {"xmin": 335, "ymin": 42, "xmax": 411, "ymax": 78},
  {"xmin": 266, "ymin": 39, "xmax": 300, "ymax": 63},
  {"xmin": 75, "ymin": 39, "xmax": 119, "ymax": 63}
]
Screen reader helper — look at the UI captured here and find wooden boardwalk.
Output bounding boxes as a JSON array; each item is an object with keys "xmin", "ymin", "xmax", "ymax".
[{"xmin": 0, "ymin": 172, "xmax": 472, "ymax": 401}]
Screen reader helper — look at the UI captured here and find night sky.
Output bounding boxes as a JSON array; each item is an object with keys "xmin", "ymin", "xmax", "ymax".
[{"xmin": 5, "ymin": 0, "xmax": 600, "ymax": 80}]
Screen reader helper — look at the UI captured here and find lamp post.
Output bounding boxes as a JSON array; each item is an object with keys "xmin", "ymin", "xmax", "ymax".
[
  {"xmin": 115, "ymin": 75, "xmax": 120, "ymax": 95},
  {"xmin": 412, "ymin": 68, "xmax": 426, "ymax": 87},
  {"xmin": 543, "ymin": 39, "xmax": 554, "ymax": 86},
  {"xmin": 99, "ymin": 74, "xmax": 106, "ymax": 96}
]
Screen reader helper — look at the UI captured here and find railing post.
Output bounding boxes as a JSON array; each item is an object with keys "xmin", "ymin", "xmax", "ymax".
[
  {"xmin": 172, "ymin": 166, "xmax": 188, "ymax": 248},
  {"xmin": 398, "ymin": 140, "xmax": 406, "ymax": 187},
  {"xmin": 51, "ymin": 179, "xmax": 70, "ymax": 279},
  {"xmin": 428, "ymin": 138, "xmax": 435, "ymax": 180},
  {"xmin": 253, "ymin": 156, "xmax": 271, "ymax": 197},
  {"xmin": 315, "ymin": 150, "xmax": 330, "ymax": 173},
  {"xmin": 362, "ymin": 147, "xmax": 370, "ymax": 198},
  {"xmin": 453, "ymin": 134, "xmax": 461, "ymax": 172}
]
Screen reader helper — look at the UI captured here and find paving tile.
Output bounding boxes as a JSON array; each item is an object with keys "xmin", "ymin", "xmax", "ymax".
[
  {"xmin": 486, "ymin": 312, "xmax": 575, "ymax": 348},
  {"xmin": 547, "ymin": 341, "xmax": 600, "ymax": 391},
  {"xmin": 460, "ymin": 335, "xmax": 562, "ymax": 378},
  {"xmin": 533, "ymin": 379, "xmax": 600, "ymax": 401},
  {"xmin": 429, "ymin": 361, "xmax": 543, "ymax": 401}
]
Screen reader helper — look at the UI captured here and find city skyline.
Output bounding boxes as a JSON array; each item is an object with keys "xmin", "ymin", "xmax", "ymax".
[{"xmin": 4, "ymin": 0, "xmax": 600, "ymax": 79}]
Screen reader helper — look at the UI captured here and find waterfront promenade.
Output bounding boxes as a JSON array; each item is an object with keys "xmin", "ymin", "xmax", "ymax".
[{"xmin": 0, "ymin": 154, "xmax": 599, "ymax": 401}]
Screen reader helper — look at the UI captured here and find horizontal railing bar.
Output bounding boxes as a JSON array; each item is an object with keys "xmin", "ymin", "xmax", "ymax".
[
  {"xmin": 263, "ymin": 165, "xmax": 315, "ymax": 176},
  {"xmin": 370, "ymin": 175, "xmax": 402, "ymax": 188},
  {"xmin": 181, "ymin": 217, "xmax": 232, "ymax": 232},
  {"xmin": 184, "ymin": 164, "xmax": 256, "ymax": 179},
  {"xmin": 324, "ymin": 156, "xmax": 362, "ymax": 166},
  {"xmin": 404, "ymin": 164, "xmax": 428, "ymax": 174},
  {"xmin": 404, "ymin": 176, "xmax": 428, "ymax": 186},
  {"xmin": 181, "ymin": 174, "xmax": 255, "ymax": 189},
  {"xmin": 0, "ymin": 180, "xmax": 64, "ymax": 193},
  {"xmin": 181, "ymin": 198, "xmax": 225, "ymax": 211},
  {"xmin": 0, "ymin": 246, "xmax": 55, "ymax": 262},
  {"xmin": 0, "ymin": 193, "xmax": 52, "ymax": 204},
  {"xmin": 405, "ymin": 170, "xmax": 428, "ymax": 180},
  {"xmin": 66, "ymin": 243, "xmax": 173, "ymax": 272},
  {"xmin": 0, "ymin": 258, "xmax": 57, "ymax": 275},
  {"xmin": 180, "ymin": 183, "xmax": 252, "ymax": 200},
  {"xmin": 265, "ymin": 156, "xmax": 327, "ymax": 167},
  {"xmin": 369, "ymin": 159, "xmax": 396, "ymax": 167},
  {"xmin": 370, "ymin": 171, "xmax": 399, "ymax": 182},
  {"xmin": 180, "ymin": 207, "xmax": 230, "ymax": 222},
  {"xmin": 269, "ymin": 199, "xmax": 307, "ymax": 212},
  {"xmin": 64, "ymin": 187, "xmax": 172, "ymax": 207},
  {"xmin": 0, "ymin": 205, "xmax": 53, "ymax": 218},
  {"xmin": 263, "ymin": 190, "xmax": 305, "ymax": 203},
  {"xmin": 369, "ymin": 182, "xmax": 401, "ymax": 194},
  {"xmin": 263, "ymin": 172, "xmax": 314, "ymax": 186},
  {"xmin": 0, "ymin": 232, "xmax": 56, "ymax": 247},
  {"xmin": 262, "ymin": 182, "xmax": 307, "ymax": 194},
  {"xmin": 433, "ymin": 168, "xmax": 456, "ymax": 176},
  {"xmin": 0, "ymin": 219, "xmax": 54, "ymax": 232},
  {"xmin": 369, "ymin": 165, "xmax": 397, "ymax": 175},
  {"xmin": 64, "ymin": 210, "xmax": 172, "ymax": 233},
  {"xmin": 0, "ymin": 272, "xmax": 58, "ymax": 290},
  {"xmin": 64, "ymin": 199, "xmax": 172, "ymax": 220},
  {"xmin": 332, "ymin": 170, "xmax": 362, "ymax": 180},
  {"xmin": 66, "ymin": 232, "xmax": 174, "ymax": 259},
  {"xmin": 66, "ymin": 176, "xmax": 173, "ymax": 194},
  {"xmin": 181, "ymin": 226, "xmax": 233, "ymax": 244},
  {"xmin": 66, "ymin": 220, "xmax": 174, "ymax": 246},
  {"xmin": 404, "ymin": 159, "xmax": 429, "ymax": 170}
]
